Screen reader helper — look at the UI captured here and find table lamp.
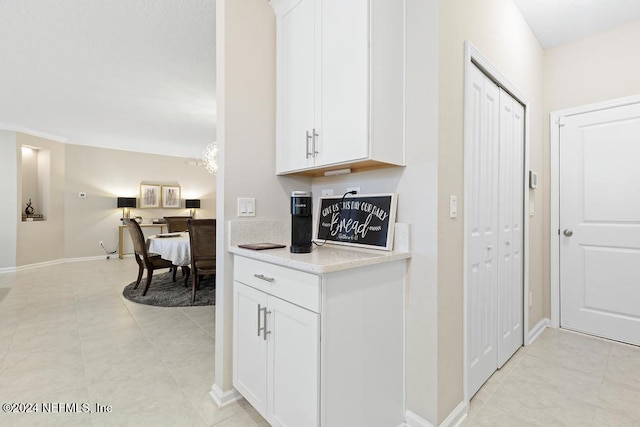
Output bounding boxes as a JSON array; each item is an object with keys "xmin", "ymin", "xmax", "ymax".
[
  {"xmin": 117, "ymin": 197, "xmax": 137, "ymax": 223},
  {"xmin": 185, "ymin": 199, "xmax": 201, "ymax": 218}
]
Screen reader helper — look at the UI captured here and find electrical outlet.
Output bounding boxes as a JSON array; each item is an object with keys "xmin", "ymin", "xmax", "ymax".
[
  {"xmin": 98, "ymin": 240, "xmax": 104, "ymax": 247},
  {"xmin": 78, "ymin": 192, "xmax": 87, "ymax": 198},
  {"xmin": 346, "ymin": 187, "xmax": 360, "ymax": 194}
]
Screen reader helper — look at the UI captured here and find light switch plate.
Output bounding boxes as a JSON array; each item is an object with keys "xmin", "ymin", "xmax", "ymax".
[
  {"xmin": 449, "ymin": 195, "xmax": 458, "ymax": 218},
  {"xmin": 238, "ymin": 198, "xmax": 255, "ymax": 217}
]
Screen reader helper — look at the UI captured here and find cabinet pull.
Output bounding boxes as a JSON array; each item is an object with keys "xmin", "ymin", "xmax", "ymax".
[
  {"xmin": 254, "ymin": 273, "xmax": 275, "ymax": 283},
  {"xmin": 257, "ymin": 304, "xmax": 264, "ymax": 337},
  {"xmin": 312, "ymin": 128, "xmax": 319, "ymax": 157},
  {"xmin": 263, "ymin": 308, "xmax": 271, "ymax": 341},
  {"xmin": 306, "ymin": 130, "xmax": 313, "ymax": 159}
]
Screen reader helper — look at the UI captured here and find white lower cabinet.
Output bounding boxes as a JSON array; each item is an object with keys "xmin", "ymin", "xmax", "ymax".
[
  {"xmin": 233, "ymin": 281, "xmax": 319, "ymax": 427},
  {"xmin": 232, "ymin": 255, "xmax": 405, "ymax": 427}
]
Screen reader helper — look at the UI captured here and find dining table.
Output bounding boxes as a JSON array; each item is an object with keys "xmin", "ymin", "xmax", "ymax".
[{"xmin": 147, "ymin": 232, "xmax": 191, "ymax": 284}]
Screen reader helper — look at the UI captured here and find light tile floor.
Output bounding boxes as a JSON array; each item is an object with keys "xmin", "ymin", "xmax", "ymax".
[
  {"xmin": 3, "ymin": 259, "xmax": 640, "ymax": 427},
  {"xmin": 0, "ymin": 258, "xmax": 268, "ymax": 427},
  {"xmin": 462, "ymin": 328, "xmax": 640, "ymax": 427}
]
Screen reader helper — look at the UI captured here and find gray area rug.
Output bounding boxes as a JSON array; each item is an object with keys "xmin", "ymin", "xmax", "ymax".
[{"xmin": 122, "ymin": 271, "xmax": 215, "ymax": 307}]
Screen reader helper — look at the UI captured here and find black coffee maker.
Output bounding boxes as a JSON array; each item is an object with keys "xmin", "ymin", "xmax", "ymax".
[{"xmin": 290, "ymin": 191, "xmax": 312, "ymax": 253}]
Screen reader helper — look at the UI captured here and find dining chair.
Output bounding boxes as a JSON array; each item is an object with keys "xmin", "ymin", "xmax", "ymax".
[
  {"xmin": 163, "ymin": 216, "xmax": 192, "ymax": 280},
  {"xmin": 124, "ymin": 219, "xmax": 175, "ymax": 296},
  {"xmin": 187, "ymin": 219, "xmax": 216, "ymax": 303},
  {"xmin": 163, "ymin": 216, "xmax": 192, "ymax": 233}
]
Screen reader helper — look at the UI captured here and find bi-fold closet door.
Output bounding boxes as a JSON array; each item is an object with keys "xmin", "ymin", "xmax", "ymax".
[{"xmin": 467, "ymin": 64, "xmax": 524, "ymax": 398}]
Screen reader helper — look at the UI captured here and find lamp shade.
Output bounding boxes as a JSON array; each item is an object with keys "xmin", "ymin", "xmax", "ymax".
[
  {"xmin": 117, "ymin": 197, "xmax": 137, "ymax": 208},
  {"xmin": 185, "ymin": 199, "xmax": 201, "ymax": 209}
]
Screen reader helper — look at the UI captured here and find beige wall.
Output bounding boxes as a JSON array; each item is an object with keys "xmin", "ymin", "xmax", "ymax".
[
  {"xmin": 0, "ymin": 132, "xmax": 215, "ymax": 268},
  {"xmin": 438, "ymin": 0, "xmax": 545, "ymax": 422},
  {"xmin": 309, "ymin": 0, "xmax": 441, "ymax": 421},
  {"xmin": 16, "ymin": 133, "xmax": 66, "ymax": 266},
  {"xmin": 545, "ymin": 19, "xmax": 640, "ymax": 113},
  {"xmin": 0, "ymin": 131, "xmax": 18, "ymax": 269},
  {"xmin": 214, "ymin": 0, "xmax": 310, "ymax": 392},
  {"xmin": 63, "ymin": 144, "xmax": 215, "ymax": 259}
]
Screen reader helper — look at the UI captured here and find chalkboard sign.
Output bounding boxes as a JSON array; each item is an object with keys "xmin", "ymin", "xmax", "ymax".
[{"xmin": 314, "ymin": 193, "xmax": 398, "ymax": 251}]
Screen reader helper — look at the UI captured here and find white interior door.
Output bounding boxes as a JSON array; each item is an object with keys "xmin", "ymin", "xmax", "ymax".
[
  {"xmin": 560, "ymin": 103, "xmax": 640, "ymax": 346},
  {"xmin": 467, "ymin": 65, "xmax": 499, "ymax": 397},
  {"xmin": 467, "ymin": 65, "xmax": 524, "ymax": 398},
  {"xmin": 497, "ymin": 90, "xmax": 524, "ymax": 367}
]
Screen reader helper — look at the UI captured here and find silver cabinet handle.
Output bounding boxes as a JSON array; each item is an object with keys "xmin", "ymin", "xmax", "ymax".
[
  {"xmin": 306, "ymin": 130, "xmax": 313, "ymax": 159},
  {"xmin": 254, "ymin": 273, "xmax": 274, "ymax": 283},
  {"xmin": 263, "ymin": 308, "xmax": 271, "ymax": 340},
  {"xmin": 312, "ymin": 128, "xmax": 319, "ymax": 157},
  {"xmin": 563, "ymin": 229, "xmax": 573, "ymax": 237},
  {"xmin": 257, "ymin": 304, "xmax": 264, "ymax": 337}
]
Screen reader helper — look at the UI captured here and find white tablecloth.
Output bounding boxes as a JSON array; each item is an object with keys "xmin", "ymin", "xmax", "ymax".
[{"xmin": 147, "ymin": 232, "xmax": 191, "ymax": 266}]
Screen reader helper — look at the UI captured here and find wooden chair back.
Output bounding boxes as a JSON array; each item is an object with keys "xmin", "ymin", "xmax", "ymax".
[
  {"xmin": 124, "ymin": 219, "xmax": 148, "ymax": 258},
  {"xmin": 188, "ymin": 219, "xmax": 216, "ymax": 263},
  {"xmin": 163, "ymin": 216, "xmax": 192, "ymax": 233}
]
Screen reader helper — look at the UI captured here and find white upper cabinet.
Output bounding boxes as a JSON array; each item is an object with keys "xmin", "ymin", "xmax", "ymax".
[{"xmin": 271, "ymin": 0, "xmax": 405, "ymax": 175}]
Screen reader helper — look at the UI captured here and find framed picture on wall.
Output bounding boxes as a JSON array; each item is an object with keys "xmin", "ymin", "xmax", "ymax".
[
  {"xmin": 162, "ymin": 185, "xmax": 181, "ymax": 208},
  {"xmin": 140, "ymin": 184, "xmax": 161, "ymax": 208}
]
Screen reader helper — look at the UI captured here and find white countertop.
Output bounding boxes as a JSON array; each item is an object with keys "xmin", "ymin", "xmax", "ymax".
[{"xmin": 229, "ymin": 244, "xmax": 411, "ymax": 274}]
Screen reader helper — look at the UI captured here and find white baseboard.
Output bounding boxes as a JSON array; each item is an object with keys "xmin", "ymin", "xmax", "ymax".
[
  {"xmin": 0, "ymin": 255, "xmax": 119, "ymax": 274},
  {"xmin": 405, "ymin": 401, "xmax": 467, "ymax": 427},
  {"xmin": 441, "ymin": 401, "xmax": 467, "ymax": 427},
  {"xmin": 405, "ymin": 410, "xmax": 435, "ymax": 427},
  {"xmin": 0, "ymin": 258, "xmax": 66, "ymax": 273},
  {"xmin": 209, "ymin": 384, "xmax": 242, "ymax": 408},
  {"xmin": 528, "ymin": 318, "xmax": 550, "ymax": 345}
]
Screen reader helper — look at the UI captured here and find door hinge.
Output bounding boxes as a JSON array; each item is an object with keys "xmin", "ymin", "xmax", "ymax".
[{"xmin": 558, "ymin": 228, "xmax": 560, "ymax": 235}]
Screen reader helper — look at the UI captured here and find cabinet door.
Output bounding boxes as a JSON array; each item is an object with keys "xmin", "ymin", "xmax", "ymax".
[
  {"xmin": 316, "ymin": 0, "xmax": 369, "ymax": 167},
  {"xmin": 267, "ymin": 296, "xmax": 320, "ymax": 427},
  {"xmin": 233, "ymin": 282, "xmax": 269, "ymax": 417},
  {"xmin": 278, "ymin": 0, "xmax": 317, "ymax": 173}
]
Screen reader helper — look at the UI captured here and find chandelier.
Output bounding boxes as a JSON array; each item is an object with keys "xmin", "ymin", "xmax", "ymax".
[{"xmin": 202, "ymin": 142, "xmax": 218, "ymax": 174}]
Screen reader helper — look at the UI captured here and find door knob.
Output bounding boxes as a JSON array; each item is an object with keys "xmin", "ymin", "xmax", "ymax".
[{"xmin": 563, "ymin": 229, "xmax": 573, "ymax": 237}]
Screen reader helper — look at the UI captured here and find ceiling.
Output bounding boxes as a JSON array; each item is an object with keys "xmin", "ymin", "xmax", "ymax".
[
  {"xmin": 1, "ymin": 1, "xmax": 639, "ymax": 160},
  {"xmin": 0, "ymin": 0, "xmax": 215, "ymax": 159},
  {"xmin": 514, "ymin": 0, "xmax": 640, "ymax": 49}
]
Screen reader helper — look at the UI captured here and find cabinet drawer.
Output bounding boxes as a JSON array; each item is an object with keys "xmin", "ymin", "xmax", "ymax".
[{"xmin": 234, "ymin": 256, "xmax": 321, "ymax": 313}]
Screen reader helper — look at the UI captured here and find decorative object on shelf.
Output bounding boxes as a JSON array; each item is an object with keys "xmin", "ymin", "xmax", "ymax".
[
  {"xmin": 202, "ymin": 142, "xmax": 218, "ymax": 174},
  {"xmin": 140, "ymin": 184, "xmax": 161, "ymax": 208},
  {"xmin": 117, "ymin": 197, "xmax": 137, "ymax": 222},
  {"xmin": 315, "ymin": 193, "xmax": 398, "ymax": 251},
  {"xmin": 24, "ymin": 199, "xmax": 35, "ymax": 216},
  {"xmin": 134, "ymin": 216, "xmax": 143, "ymax": 224},
  {"xmin": 161, "ymin": 185, "xmax": 181, "ymax": 208},
  {"xmin": 185, "ymin": 199, "xmax": 201, "ymax": 218}
]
